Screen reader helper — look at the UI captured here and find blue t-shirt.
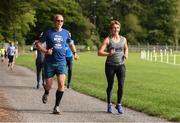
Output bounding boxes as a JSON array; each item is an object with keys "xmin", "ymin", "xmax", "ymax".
[
  {"xmin": 40, "ymin": 28, "xmax": 71, "ymax": 63},
  {"xmin": 65, "ymin": 39, "xmax": 74, "ymax": 58}
]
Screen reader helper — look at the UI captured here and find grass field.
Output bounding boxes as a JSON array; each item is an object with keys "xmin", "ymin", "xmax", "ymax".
[{"xmin": 15, "ymin": 52, "xmax": 180, "ymax": 121}]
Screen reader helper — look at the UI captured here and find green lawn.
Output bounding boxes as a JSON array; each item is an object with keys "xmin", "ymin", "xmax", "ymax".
[{"xmin": 15, "ymin": 52, "xmax": 180, "ymax": 121}]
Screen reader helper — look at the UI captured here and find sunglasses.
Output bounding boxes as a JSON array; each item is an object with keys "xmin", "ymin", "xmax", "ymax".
[{"xmin": 56, "ymin": 20, "xmax": 64, "ymax": 22}]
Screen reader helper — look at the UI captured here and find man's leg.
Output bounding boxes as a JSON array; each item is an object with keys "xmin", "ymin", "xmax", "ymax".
[
  {"xmin": 42, "ymin": 78, "xmax": 53, "ymax": 104},
  {"xmin": 55, "ymin": 74, "xmax": 65, "ymax": 105},
  {"xmin": 53, "ymin": 74, "xmax": 65, "ymax": 114}
]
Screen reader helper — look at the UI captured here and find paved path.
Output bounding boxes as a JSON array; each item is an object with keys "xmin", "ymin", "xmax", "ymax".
[{"xmin": 0, "ymin": 62, "xmax": 170, "ymax": 122}]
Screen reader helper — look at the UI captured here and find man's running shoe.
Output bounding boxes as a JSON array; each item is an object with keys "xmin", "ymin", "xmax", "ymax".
[
  {"xmin": 36, "ymin": 84, "xmax": 39, "ymax": 89},
  {"xmin": 115, "ymin": 104, "xmax": 124, "ymax": 114},
  {"xmin": 53, "ymin": 106, "xmax": 60, "ymax": 114},
  {"xmin": 107, "ymin": 103, "xmax": 112, "ymax": 113},
  {"xmin": 42, "ymin": 93, "xmax": 48, "ymax": 104}
]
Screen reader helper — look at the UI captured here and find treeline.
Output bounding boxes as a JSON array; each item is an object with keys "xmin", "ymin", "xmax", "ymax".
[{"xmin": 0, "ymin": 0, "xmax": 180, "ymax": 47}]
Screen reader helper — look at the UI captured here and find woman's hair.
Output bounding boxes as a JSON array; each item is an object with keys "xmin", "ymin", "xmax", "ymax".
[{"xmin": 110, "ymin": 20, "xmax": 121, "ymax": 29}]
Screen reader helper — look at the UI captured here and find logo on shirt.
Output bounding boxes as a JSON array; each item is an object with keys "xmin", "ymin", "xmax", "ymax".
[
  {"xmin": 54, "ymin": 35, "xmax": 63, "ymax": 42},
  {"xmin": 54, "ymin": 35, "xmax": 63, "ymax": 49}
]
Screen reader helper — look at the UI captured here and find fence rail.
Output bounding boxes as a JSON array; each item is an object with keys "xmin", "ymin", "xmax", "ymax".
[
  {"xmin": 4, "ymin": 44, "xmax": 180, "ymax": 53},
  {"xmin": 128, "ymin": 45, "xmax": 180, "ymax": 52}
]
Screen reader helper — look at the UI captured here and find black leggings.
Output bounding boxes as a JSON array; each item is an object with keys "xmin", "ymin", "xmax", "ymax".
[
  {"xmin": 105, "ymin": 63, "xmax": 126, "ymax": 104},
  {"xmin": 66, "ymin": 57, "xmax": 73, "ymax": 84},
  {"xmin": 36, "ymin": 60, "xmax": 44, "ymax": 85}
]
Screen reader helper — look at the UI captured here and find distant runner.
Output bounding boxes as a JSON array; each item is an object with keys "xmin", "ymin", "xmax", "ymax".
[{"xmin": 7, "ymin": 42, "xmax": 16, "ymax": 71}]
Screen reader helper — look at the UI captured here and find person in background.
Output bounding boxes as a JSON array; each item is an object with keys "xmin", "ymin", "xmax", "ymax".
[
  {"xmin": 33, "ymin": 32, "xmax": 45, "ymax": 89},
  {"xmin": 98, "ymin": 20, "xmax": 128, "ymax": 114},
  {"xmin": 37, "ymin": 14, "xmax": 78, "ymax": 114},
  {"xmin": 65, "ymin": 38, "xmax": 75, "ymax": 88},
  {"xmin": 0, "ymin": 47, "xmax": 5, "ymax": 63},
  {"xmin": 7, "ymin": 42, "xmax": 16, "ymax": 71}
]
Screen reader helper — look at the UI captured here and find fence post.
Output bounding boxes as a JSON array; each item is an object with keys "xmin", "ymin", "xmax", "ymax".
[
  {"xmin": 170, "ymin": 49, "xmax": 173, "ymax": 55},
  {"xmin": 150, "ymin": 52, "xmax": 152, "ymax": 61},
  {"xmin": 147, "ymin": 50, "xmax": 149, "ymax": 61},
  {"xmin": 160, "ymin": 49, "xmax": 163, "ymax": 62},
  {"xmin": 174, "ymin": 54, "xmax": 176, "ymax": 65},
  {"xmin": 155, "ymin": 53, "xmax": 157, "ymax": 62}
]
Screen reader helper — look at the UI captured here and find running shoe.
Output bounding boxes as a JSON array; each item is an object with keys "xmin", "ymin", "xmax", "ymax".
[
  {"xmin": 36, "ymin": 84, "xmax": 39, "ymax": 89},
  {"xmin": 107, "ymin": 103, "xmax": 112, "ymax": 113},
  {"xmin": 53, "ymin": 106, "xmax": 60, "ymax": 114},
  {"xmin": 67, "ymin": 83, "xmax": 70, "ymax": 89},
  {"xmin": 42, "ymin": 93, "xmax": 48, "ymax": 104},
  {"xmin": 115, "ymin": 104, "xmax": 124, "ymax": 114}
]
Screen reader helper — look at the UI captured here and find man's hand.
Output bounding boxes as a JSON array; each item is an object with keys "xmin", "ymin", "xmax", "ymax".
[{"xmin": 46, "ymin": 48, "xmax": 53, "ymax": 55}]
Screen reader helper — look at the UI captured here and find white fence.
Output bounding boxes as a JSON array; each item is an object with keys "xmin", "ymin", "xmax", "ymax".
[
  {"xmin": 128, "ymin": 44, "xmax": 180, "ymax": 52},
  {"xmin": 140, "ymin": 49, "xmax": 180, "ymax": 65}
]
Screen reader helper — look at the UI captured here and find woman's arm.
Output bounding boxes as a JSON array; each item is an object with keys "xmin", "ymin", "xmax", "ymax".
[
  {"xmin": 98, "ymin": 37, "xmax": 114, "ymax": 56},
  {"xmin": 124, "ymin": 38, "xmax": 128, "ymax": 59}
]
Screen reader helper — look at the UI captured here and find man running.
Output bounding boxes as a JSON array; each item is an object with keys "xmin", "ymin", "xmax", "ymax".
[{"xmin": 37, "ymin": 14, "xmax": 78, "ymax": 114}]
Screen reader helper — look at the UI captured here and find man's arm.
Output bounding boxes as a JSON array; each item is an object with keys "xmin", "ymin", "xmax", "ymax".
[{"xmin": 37, "ymin": 41, "xmax": 53, "ymax": 55}]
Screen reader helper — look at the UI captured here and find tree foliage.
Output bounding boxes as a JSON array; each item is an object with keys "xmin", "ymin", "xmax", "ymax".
[
  {"xmin": 78, "ymin": 0, "xmax": 179, "ymax": 45},
  {"xmin": 28, "ymin": 0, "xmax": 99, "ymax": 46},
  {"xmin": 0, "ymin": 0, "xmax": 180, "ymax": 46},
  {"xmin": 0, "ymin": 0, "xmax": 36, "ymax": 45}
]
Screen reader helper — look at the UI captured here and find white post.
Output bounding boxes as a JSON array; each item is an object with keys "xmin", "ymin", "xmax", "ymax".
[
  {"xmin": 160, "ymin": 49, "xmax": 163, "ymax": 62},
  {"xmin": 170, "ymin": 49, "xmax": 173, "ymax": 55},
  {"xmin": 153, "ymin": 48, "xmax": 156, "ymax": 57},
  {"xmin": 150, "ymin": 52, "xmax": 153, "ymax": 61},
  {"xmin": 148, "ymin": 50, "xmax": 150, "ymax": 61},
  {"xmin": 143, "ymin": 51, "xmax": 145, "ymax": 59},
  {"xmin": 155, "ymin": 53, "xmax": 157, "ymax": 62},
  {"xmin": 140, "ymin": 51, "xmax": 143, "ymax": 59},
  {"xmin": 144, "ymin": 51, "xmax": 147, "ymax": 60},
  {"xmin": 141, "ymin": 50, "xmax": 145, "ymax": 60},
  {"xmin": 160, "ymin": 49, "xmax": 162, "ymax": 55},
  {"xmin": 166, "ymin": 53, "xmax": 169, "ymax": 63},
  {"xmin": 174, "ymin": 54, "xmax": 176, "ymax": 64},
  {"xmin": 146, "ymin": 50, "xmax": 148, "ymax": 61},
  {"xmin": 164, "ymin": 49, "xmax": 167, "ymax": 56}
]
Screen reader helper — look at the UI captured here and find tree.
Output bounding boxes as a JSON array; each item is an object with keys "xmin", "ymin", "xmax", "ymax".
[
  {"xmin": 0, "ymin": 0, "xmax": 36, "ymax": 45},
  {"xmin": 139, "ymin": 0, "xmax": 177, "ymax": 45},
  {"xmin": 78, "ymin": 0, "xmax": 180, "ymax": 45},
  {"xmin": 172, "ymin": 0, "xmax": 180, "ymax": 49},
  {"xmin": 28, "ymin": 0, "xmax": 100, "ymax": 46}
]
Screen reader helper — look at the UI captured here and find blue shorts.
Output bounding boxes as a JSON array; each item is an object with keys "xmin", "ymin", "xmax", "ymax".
[{"xmin": 44, "ymin": 61, "xmax": 66, "ymax": 79}]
